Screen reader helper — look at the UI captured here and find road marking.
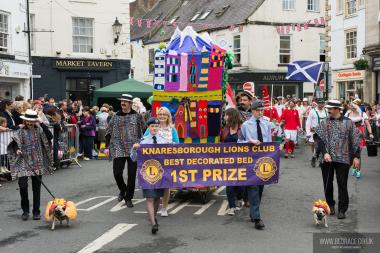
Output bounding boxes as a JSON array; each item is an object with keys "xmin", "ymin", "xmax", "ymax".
[
  {"xmin": 133, "ymin": 201, "xmax": 180, "ymax": 214},
  {"xmin": 76, "ymin": 196, "xmax": 117, "ymax": 211},
  {"xmin": 77, "ymin": 223, "xmax": 137, "ymax": 253},
  {"xmin": 212, "ymin": 186, "xmax": 226, "ymax": 197},
  {"xmin": 169, "ymin": 200, "xmax": 216, "ymax": 215},
  {"xmin": 194, "ymin": 200, "xmax": 216, "ymax": 215},
  {"xmin": 217, "ymin": 200, "xmax": 229, "ymax": 216},
  {"xmin": 169, "ymin": 201, "xmax": 192, "ymax": 214},
  {"xmin": 109, "ymin": 199, "xmax": 146, "ymax": 212}
]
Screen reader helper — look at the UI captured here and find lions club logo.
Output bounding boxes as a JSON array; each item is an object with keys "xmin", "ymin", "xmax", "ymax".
[
  {"xmin": 141, "ymin": 159, "xmax": 164, "ymax": 185},
  {"xmin": 254, "ymin": 157, "xmax": 277, "ymax": 181}
]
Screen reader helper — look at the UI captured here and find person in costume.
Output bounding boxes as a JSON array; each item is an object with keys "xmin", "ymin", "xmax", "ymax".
[
  {"xmin": 7, "ymin": 109, "xmax": 53, "ymax": 220},
  {"xmin": 143, "ymin": 107, "xmax": 179, "ymax": 217},
  {"xmin": 306, "ymin": 98, "xmax": 328, "ymax": 167},
  {"xmin": 280, "ymin": 100, "xmax": 301, "ymax": 158},
  {"xmin": 106, "ymin": 94, "xmax": 146, "ymax": 208},
  {"xmin": 344, "ymin": 100, "xmax": 374, "ymax": 178},
  {"xmin": 238, "ymin": 100, "xmax": 271, "ymax": 230},
  {"xmin": 314, "ymin": 100, "xmax": 362, "ymax": 219},
  {"xmin": 131, "ymin": 118, "xmax": 165, "ymax": 234},
  {"xmin": 275, "ymin": 96, "xmax": 285, "ymax": 117},
  {"xmin": 237, "ymin": 91, "xmax": 254, "ymax": 122},
  {"xmin": 300, "ymin": 98, "xmax": 311, "ymax": 131}
]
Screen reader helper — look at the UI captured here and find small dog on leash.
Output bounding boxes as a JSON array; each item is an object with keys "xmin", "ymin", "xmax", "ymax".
[
  {"xmin": 45, "ymin": 198, "xmax": 77, "ymax": 230},
  {"xmin": 312, "ymin": 199, "xmax": 330, "ymax": 228}
]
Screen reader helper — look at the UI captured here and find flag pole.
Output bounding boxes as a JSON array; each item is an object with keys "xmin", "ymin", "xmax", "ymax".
[{"xmin": 270, "ymin": 84, "xmax": 273, "ymax": 120}]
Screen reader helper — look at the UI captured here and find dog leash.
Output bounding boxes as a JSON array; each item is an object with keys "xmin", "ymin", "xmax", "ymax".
[{"xmin": 18, "ymin": 154, "xmax": 56, "ymax": 199}]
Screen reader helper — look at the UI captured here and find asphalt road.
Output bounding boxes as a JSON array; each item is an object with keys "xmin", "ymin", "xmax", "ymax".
[{"xmin": 0, "ymin": 144, "xmax": 379, "ymax": 253}]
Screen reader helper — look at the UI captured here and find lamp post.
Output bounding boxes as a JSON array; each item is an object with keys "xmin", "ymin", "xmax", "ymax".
[
  {"xmin": 112, "ymin": 17, "xmax": 122, "ymax": 44},
  {"xmin": 323, "ymin": 62, "xmax": 329, "ymax": 100}
]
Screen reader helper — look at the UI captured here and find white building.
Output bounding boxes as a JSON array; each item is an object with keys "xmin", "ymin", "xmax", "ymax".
[
  {"xmin": 30, "ymin": 0, "xmax": 131, "ymax": 104},
  {"xmin": 131, "ymin": 0, "xmax": 325, "ymax": 98},
  {"xmin": 330, "ymin": 0, "xmax": 367, "ymax": 101},
  {"xmin": 0, "ymin": 0, "xmax": 31, "ymax": 100}
]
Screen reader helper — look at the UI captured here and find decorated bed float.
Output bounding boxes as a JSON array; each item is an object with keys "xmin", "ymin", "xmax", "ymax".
[{"xmin": 150, "ymin": 26, "xmax": 233, "ymax": 203}]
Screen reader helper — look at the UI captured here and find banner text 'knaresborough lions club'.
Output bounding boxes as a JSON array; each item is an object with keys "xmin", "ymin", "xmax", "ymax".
[{"xmin": 137, "ymin": 142, "xmax": 280, "ymax": 189}]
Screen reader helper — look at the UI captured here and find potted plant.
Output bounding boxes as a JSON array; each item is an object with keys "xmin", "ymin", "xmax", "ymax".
[{"xmin": 353, "ymin": 58, "xmax": 368, "ymax": 70}]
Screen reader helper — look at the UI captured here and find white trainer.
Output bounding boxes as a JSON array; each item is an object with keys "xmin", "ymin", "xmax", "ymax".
[
  {"xmin": 160, "ymin": 209, "xmax": 168, "ymax": 217},
  {"xmin": 227, "ymin": 208, "xmax": 236, "ymax": 216}
]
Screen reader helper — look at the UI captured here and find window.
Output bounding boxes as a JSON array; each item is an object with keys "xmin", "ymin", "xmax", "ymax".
[
  {"xmin": 199, "ymin": 10, "xmax": 212, "ymax": 20},
  {"xmin": 279, "ymin": 35, "xmax": 291, "ymax": 64},
  {"xmin": 307, "ymin": 0, "xmax": 320, "ymax": 11},
  {"xmin": 346, "ymin": 0, "xmax": 356, "ymax": 16},
  {"xmin": 319, "ymin": 34, "xmax": 325, "ymax": 62},
  {"xmin": 30, "ymin": 14, "xmax": 35, "ymax": 51},
  {"xmin": 282, "ymin": 0, "xmax": 295, "ymax": 10},
  {"xmin": 345, "ymin": 30, "xmax": 357, "ymax": 59},
  {"xmin": 148, "ymin": 49, "xmax": 155, "ymax": 74},
  {"xmin": 337, "ymin": 0, "xmax": 343, "ymax": 13},
  {"xmin": 358, "ymin": 0, "xmax": 364, "ymax": 7},
  {"xmin": 72, "ymin": 17, "xmax": 94, "ymax": 53},
  {"xmin": 0, "ymin": 12, "xmax": 9, "ymax": 53},
  {"xmin": 233, "ymin": 35, "xmax": 241, "ymax": 64},
  {"xmin": 191, "ymin": 12, "xmax": 201, "ymax": 22}
]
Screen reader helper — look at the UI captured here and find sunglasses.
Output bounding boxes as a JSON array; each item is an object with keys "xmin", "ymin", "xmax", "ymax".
[{"xmin": 158, "ymin": 113, "xmax": 169, "ymax": 116}]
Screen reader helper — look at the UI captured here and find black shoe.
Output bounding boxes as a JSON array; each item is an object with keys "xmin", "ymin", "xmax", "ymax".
[
  {"xmin": 155, "ymin": 218, "xmax": 159, "ymax": 226},
  {"xmin": 337, "ymin": 211, "xmax": 346, "ymax": 219},
  {"xmin": 33, "ymin": 213, "xmax": 41, "ymax": 220},
  {"xmin": 125, "ymin": 199, "xmax": 134, "ymax": 208},
  {"xmin": 311, "ymin": 157, "xmax": 316, "ymax": 167},
  {"xmin": 118, "ymin": 192, "xmax": 125, "ymax": 202},
  {"xmin": 329, "ymin": 206, "xmax": 335, "ymax": 215},
  {"xmin": 21, "ymin": 212, "xmax": 29, "ymax": 221},
  {"xmin": 254, "ymin": 219, "xmax": 265, "ymax": 230},
  {"xmin": 151, "ymin": 224, "xmax": 159, "ymax": 234}
]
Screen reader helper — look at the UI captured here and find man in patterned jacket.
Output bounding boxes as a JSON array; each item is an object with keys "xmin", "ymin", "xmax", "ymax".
[
  {"xmin": 106, "ymin": 94, "xmax": 146, "ymax": 208},
  {"xmin": 315, "ymin": 100, "xmax": 362, "ymax": 219}
]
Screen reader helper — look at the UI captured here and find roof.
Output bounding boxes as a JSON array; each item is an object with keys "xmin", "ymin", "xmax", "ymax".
[
  {"xmin": 93, "ymin": 79, "xmax": 153, "ymax": 100},
  {"xmin": 131, "ymin": 0, "xmax": 266, "ymax": 44}
]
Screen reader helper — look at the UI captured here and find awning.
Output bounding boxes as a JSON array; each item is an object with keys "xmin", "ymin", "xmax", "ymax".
[{"xmin": 93, "ymin": 79, "xmax": 153, "ymax": 103}]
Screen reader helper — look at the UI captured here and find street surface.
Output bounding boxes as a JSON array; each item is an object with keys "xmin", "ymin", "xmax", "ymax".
[{"xmin": 0, "ymin": 144, "xmax": 379, "ymax": 253}]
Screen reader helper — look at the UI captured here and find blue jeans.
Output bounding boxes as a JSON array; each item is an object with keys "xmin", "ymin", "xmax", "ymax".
[
  {"xmin": 247, "ymin": 185, "xmax": 262, "ymax": 220},
  {"xmin": 226, "ymin": 186, "xmax": 244, "ymax": 208}
]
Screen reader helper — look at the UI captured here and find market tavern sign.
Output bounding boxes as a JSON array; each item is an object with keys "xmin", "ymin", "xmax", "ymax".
[{"xmin": 53, "ymin": 59, "xmax": 113, "ymax": 69}]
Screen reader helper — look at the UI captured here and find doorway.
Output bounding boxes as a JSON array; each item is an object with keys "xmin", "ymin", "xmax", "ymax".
[{"xmin": 66, "ymin": 78, "xmax": 101, "ymax": 106}]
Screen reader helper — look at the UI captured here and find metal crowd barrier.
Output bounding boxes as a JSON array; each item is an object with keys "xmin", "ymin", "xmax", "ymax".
[
  {"xmin": 59, "ymin": 124, "xmax": 82, "ymax": 168},
  {"xmin": 0, "ymin": 123, "xmax": 82, "ymax": 177},
  {"xmin": 0, "ymin": 130, "xmax": 15, "ymax": 176}
]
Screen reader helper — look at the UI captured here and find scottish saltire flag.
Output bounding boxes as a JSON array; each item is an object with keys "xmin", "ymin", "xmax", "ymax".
[{"xmin": 286, "ymin": 60, "xmax": 323, "ymax": 83}]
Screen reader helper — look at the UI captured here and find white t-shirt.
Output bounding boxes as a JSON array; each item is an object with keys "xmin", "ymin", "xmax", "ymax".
[{"xmin": 345, "ymin": 110, "xmax": 368, "ymax": 124}]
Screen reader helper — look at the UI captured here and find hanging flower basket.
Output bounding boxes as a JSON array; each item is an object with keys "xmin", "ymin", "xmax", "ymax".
[{"xmin": 353, "ymin": 59, "xmax": 368, "ymax": 70}]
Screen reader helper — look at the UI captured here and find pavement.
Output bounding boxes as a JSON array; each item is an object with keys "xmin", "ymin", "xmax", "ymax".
[{"xmin": 0, "ymin": 144, "xmax": 379, "ymax": 253}]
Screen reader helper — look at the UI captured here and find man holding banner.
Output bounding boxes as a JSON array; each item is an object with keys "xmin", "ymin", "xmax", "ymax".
[{"xmin": 238, "ymin": 100, "xmax": 272, "ymax": 230}]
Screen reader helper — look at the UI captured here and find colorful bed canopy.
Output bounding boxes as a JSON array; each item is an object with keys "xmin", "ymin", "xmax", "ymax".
[{"xmin": 151, "ymin": 26, "xmax": 228, "ymax": 143}]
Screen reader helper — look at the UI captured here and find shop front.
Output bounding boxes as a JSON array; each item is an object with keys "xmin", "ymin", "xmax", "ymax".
[
  {"xmin": 228, "ymin": 72, "xmax": 305, "ymax": 98},
  {"xmin": 0, "ymin": 59, "xmax": 31, "ymax": 99},
  {"xmin": 333, "ymin": 69, "xmax": 366, "ymax": 101},
  {"xmin": 32, "ymin": 57, "xmax": 130, "ymax": 105}
]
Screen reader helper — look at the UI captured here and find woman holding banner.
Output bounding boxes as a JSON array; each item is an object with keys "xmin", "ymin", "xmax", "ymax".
[
  {"xmin": 143, "ymin": 107, "xmax": 179, "ymax": 217},
  {"xmin": 132, "ymin": 118, "xmax": 165, "ymax": 234},
  {"xmin": 220, "ymin": 108, "xmax": 245, "ymax": 216}
]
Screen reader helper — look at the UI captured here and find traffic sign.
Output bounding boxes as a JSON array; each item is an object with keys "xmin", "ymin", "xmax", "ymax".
[
  {"xmin": 243, "ymin": 82, "xmax": 254, "ymax": 92},
  {"xmin": 319, "ymin": 79, "xmax": 325, "ymax": 90}
]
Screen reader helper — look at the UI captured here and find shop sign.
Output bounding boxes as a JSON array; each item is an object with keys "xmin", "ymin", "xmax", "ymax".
[
  {"xmin": 334, "ymin": 70, "xmax": 365, "ymax": 81},
  {"xmin": 0, "ymin": 60, "xmax": 31, "ymax": 79},
  {"xmin": 53, "ymin": 59, "xmax": 114, "ymax": 70}
]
